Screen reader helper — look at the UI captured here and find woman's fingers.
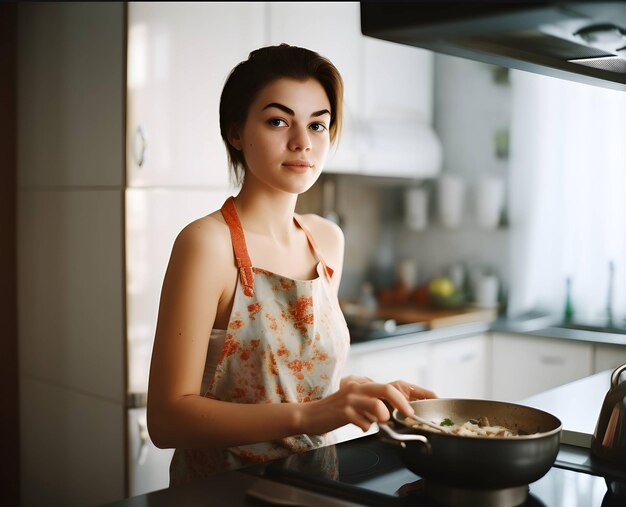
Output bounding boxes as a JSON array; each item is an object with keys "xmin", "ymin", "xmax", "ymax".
[
  {"xmin": 348, "ymin": 382, "xmax": 414, "ymax": 418},
  {"xmin": 349, "ymin": 397, "xmax": 392, "ymax": 428},
  {"xmin": 332, "ymin": 378, "xmax": 437, "ymax": 432},
  {"xmin": 389, "ymin": 380, "xmax": 438, "ymax": 401},
  {"xmin": 340, "ymin": 375, "xmax": 374, "ymax": 389},
  {"xmin": 410, "ymin": 386, "xmax": 437, "ymax": 400},
  {"xmin": 345, "ymin": 405, "xmax": 374, "ymax": 432}
]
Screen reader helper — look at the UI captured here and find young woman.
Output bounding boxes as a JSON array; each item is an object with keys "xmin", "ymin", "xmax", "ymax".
[{"xmin": 146, "ymin": 44, "xmax": 436, "ymax": 486}]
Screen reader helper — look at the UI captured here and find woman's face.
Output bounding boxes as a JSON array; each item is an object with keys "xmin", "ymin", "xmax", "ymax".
[{"xmin": 230, "ymin": 77, "xmax": 332, "ymax": 195}]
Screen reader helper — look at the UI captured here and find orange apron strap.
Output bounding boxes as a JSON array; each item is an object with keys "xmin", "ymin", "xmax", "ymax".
[
  {"xmin": 220, "ymin": 197, "xmax": 255, "ymax": 297},
  {"xmin": 293, "ymin": 215, "xmax": 334, "ymax": 283}
]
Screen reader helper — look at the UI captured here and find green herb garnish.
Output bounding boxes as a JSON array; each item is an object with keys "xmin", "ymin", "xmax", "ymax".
[{"xmin": 440, "ymin": 418, "xmax": 455, "ymax": 427}]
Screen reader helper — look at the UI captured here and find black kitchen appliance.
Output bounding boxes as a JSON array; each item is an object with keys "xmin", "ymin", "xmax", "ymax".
[
  {"xmin": 347, "ymin": 318, "xmax": 427, "ymax": 343},
  {"xmin": 360, "ymin": 2, "xmax": 626, "ymax": 92},
  {"xmin": 244, "ymin": 432, "xmax": 626, "ymax": 507}
]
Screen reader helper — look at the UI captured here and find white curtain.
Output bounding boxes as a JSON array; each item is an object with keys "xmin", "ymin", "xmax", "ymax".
[{"xmin": 508, "ymin": 70, "xmax": 626, "ymax": 325}]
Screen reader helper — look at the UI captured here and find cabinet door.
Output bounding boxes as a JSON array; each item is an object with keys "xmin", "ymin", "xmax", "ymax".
[
  {"xmin": 347, "ymin": 342, "xmax": 429, "ymax": 386},
  {"xmin": 266, "ymin": 2, "xmax": 362, "ymax": 173},
  {"xmin": 594, "ymin": 344, "xmax": 626, "ymax": 373},
  {"xmin": 492, "ymin": 333, "xmax": 593, "ymax": 402},
  {"xmin": 127, "ymin": 3, "xmax": 264, "ymax": 187},
  {"xmin": 360, "ymin": 38, "xmax": 441, "ymax": 178},
  {"xmin": 428, "ymin": 334, "xmax": 489, "ymax": 399},
  {"xmin": 362, "ymin": 38, "xmax": 434, "ymax": 124}
]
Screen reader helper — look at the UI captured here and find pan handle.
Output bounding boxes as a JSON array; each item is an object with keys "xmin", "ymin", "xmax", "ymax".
[{"xmin": 378, "ymin": 423, "xmax": 432, "ymax": 453}]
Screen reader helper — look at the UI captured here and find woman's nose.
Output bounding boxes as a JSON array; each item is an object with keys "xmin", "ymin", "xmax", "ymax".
[{"xmin": 288, "ymin": 125, "xmax": 312, "ymax": 151}]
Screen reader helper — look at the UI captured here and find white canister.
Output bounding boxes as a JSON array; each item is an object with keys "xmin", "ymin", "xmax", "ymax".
[
  {"xmin": 438, "ymin": 175, "xmax": 465, "ymax": 229},
  {"xmin": 475, "ymin": 177, "xmax": 505, "ymax": 229},
  {"xmin": 447, "ymin": 263, "xmax": 466, "ymax": 290},
  {"xmin": 396, "ymin": 259, "xmax": 418, "ymax": 290},
  {"xmin": 404, "ymin": 187, "xmax": 429, "ymax": 231},
  {"xmin": 475, "ymin": 274, "xmax": 499, "ymax": 308}
]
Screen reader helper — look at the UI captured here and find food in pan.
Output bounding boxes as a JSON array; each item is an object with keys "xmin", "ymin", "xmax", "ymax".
[{"xmin": 405, "ymin": 416, "xmax": 532, "ymax": 438}]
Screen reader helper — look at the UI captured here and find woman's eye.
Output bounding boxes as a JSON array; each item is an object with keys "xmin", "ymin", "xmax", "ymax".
[
  {"xmin": 269, "ymin": 119, "xmax": 287, "ymax": 127},
  {"xmin": 310, "ymin": 122, "xmax": 327, "ymax": 132}
]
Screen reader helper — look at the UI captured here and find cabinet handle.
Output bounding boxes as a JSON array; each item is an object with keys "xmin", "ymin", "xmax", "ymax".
[
  {"xmin": 540, "ymin": 356, "xmax": 564, "ymax": 365},
  {"xmin": 133, "ymin": 126, "xmax": 147, "ymax": 167},
  {"xmin": 458, "ymin": 353, "xmax": 476, "ymax": 363}
]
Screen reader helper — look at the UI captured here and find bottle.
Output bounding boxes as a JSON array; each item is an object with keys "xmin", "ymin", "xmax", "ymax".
[
  {"xmin": 358, "ymin": 282, "xmax": 378, "ymax": 322},
  {"xmin": 564, "ymin": 277, "xmax": 574, "ymax": 323},
  {"xmin": 606, "ymin": 261, "xmax": 614, "ymax": 328}
]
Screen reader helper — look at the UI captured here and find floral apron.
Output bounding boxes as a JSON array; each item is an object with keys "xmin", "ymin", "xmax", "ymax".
[{"xmin": 169, "ymin": 196, "xmax": 350, "ymax": 485}]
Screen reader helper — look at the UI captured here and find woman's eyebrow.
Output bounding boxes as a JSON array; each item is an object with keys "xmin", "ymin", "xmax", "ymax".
[{"xmin": 262, "ymin": 102, "xmax": 331, "ymax": 118}]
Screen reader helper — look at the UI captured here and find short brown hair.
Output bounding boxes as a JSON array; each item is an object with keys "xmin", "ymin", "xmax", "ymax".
[{"xmin": 219, "ymin": 44, "xmax": 344, "ymax": 185}]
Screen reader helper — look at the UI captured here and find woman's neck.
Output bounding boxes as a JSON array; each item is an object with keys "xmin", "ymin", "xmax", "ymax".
[{"xmin": 232, "ymin": 185, "xmax": 300, "ymax": 244}]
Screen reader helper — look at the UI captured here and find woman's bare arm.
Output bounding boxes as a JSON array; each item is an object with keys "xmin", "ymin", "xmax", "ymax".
[
  {"xmin": 147, "ymin": 215, "xmax": 423, "ymax": 450},
  {"xmin": 146, "ymin": 217, "xmax": 300, "ymax": 449}
]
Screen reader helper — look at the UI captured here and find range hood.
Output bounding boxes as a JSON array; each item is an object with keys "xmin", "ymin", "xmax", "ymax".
[{"xmin": 360, "ymin": 2, "xmax": 626, "ymax": 91}]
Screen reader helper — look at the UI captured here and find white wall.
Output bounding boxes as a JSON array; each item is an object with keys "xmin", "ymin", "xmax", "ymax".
[{"xmin": 394, "ymin": 54, "xmax": 512, "ymax": 293}]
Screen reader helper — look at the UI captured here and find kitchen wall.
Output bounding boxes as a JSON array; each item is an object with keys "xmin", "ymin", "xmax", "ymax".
[
  {"xmin": 395, "ymin": 54, "xmax": 512, "ymax": 298},
  {"xmin": 301, "ymin": 54, "xmax": 513, "ymax": 303},
  {"xmin": 17, "ymin": 4, "xmax": 126, "ymax": 506}
]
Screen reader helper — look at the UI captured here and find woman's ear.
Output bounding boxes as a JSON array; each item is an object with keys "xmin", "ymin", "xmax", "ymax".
[{"xmin": 227, "ymin": 124, "xmax": 243, "ymax": 151}]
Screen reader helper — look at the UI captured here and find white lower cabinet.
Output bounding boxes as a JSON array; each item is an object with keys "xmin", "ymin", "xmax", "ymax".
[
  {"xmin": 594, "ymin": 343, "xmax": 626, "ymax": 373},
  {"xmin": 346, "ymin": 342, "xmax": 430, "ymax": 386},
  {"xmin": 491, "ymin": 333, "xmax": 593, "ymax": 402},
  {"xmin": 337, "ymin": 332, "xmax": 622, "ymax": 444},
  {"xmin": 428, "ymin": 334, "xmax": 490, "ymax": 399}
]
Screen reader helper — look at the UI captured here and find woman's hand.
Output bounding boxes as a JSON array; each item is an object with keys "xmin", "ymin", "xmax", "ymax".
[
  {"xmin": 297, "ymin": 376, "xmax": 437, "ymax": 436},
  {"xmin": 388, "ymin": 379, "xmax": 437, "ymax": 402},
  {"xmin": 340, "ymin": 375, "xmax": 437, "ymax": 402}
]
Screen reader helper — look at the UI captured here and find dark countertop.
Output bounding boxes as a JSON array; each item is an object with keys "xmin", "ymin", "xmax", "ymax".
[
  {"xmin": 349, "ymin": 312, "xmax": 626, "ymax": 353},
  {"xmin": 100, "ymin": 457, "xmax": 369, "ymax": 507}
]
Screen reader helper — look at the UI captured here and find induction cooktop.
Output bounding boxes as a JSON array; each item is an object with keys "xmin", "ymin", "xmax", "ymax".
[{"xmin": 243, "ymin": 434, "xmax": 625, "ymax": 507}]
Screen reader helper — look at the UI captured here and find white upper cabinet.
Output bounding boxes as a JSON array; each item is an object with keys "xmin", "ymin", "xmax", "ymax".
[
  {"xmin": 127, "ymin": 3, "xmax": 264, "ymax": 188},
  {"xmin": 266, "ymin": 2, "xmax": 363, "ymax": 174},
  {"xmin": 267, "ymin": 2, "xmax": 440, "ymax": 178},
  {"xmin": 363, "ymin": 39, "xmax": 434, "ymax": 124},
  {"xmin": 127, "ymin": 2, "xmax": 440, "ymax": 184},
  {"xmin": 361, "ymin": 39, "xmax": 441, "ymax": 177}
]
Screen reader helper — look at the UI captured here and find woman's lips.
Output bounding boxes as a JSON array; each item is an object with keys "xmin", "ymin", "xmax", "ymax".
[{"xmin": 282, "ymin": 161, "xmax": 313, "ymax": 173}]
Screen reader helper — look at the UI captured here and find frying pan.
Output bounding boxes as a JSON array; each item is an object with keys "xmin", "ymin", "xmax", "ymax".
[{"xmin": 379, "ymin": 398, "xmax": 562, "ymax": 490}]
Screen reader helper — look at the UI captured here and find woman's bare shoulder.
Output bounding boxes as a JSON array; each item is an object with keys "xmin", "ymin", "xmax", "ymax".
[
  {"xmin": 298, "ymin": 213, "xmax": 343, "ymax": 239},
  {"xmin": 171, "ymin": 211, "xmax": 233, "ymax": 266},
  {"xmin": 297, "ymin": 213, "xmax": 344, "ymax": 264}
]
